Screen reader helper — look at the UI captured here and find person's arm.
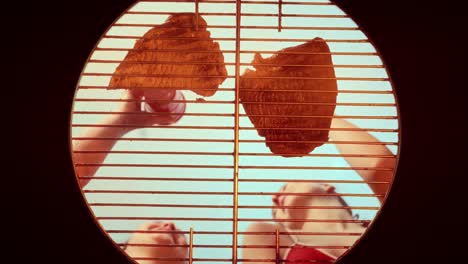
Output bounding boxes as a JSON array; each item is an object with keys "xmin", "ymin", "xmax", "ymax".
[
  {"xmin": 72, "ymin": 114, "xmax": 133, "ymax": 188},
  {"xmin": 72, "ymin": 89, "xmax": 178, "ymax": 188},
  {"xmin": 72, "ymin": 90, "xmax": 142, "ymax": 188},
  {"xmin": 330, "ymin": 118, "xmax": 396, "ymax": 203}
]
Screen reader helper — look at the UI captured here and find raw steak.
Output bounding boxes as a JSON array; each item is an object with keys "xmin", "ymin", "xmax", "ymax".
[
  {"xmin": 108, "ymin": 13, "xmax": 227, "ymax": 97},
  {"xmin": 239, "ymin": 38, "xmax": 338, "ymax": 157}
]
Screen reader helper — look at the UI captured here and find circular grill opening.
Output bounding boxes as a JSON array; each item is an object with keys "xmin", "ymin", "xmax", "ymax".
[{"xmin": 70, "ymin": 0, "xmax": 399, "ymax": 263}]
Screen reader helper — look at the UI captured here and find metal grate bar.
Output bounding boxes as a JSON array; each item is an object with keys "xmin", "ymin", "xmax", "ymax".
[
  {"xmin": 73, "ymin": 99, "xmax": 396, "ymax": 107},
  {"xmin": 240, "ymin": 218, "xmax": 373, "ymax": 223},
  {"xmin": 84, "ymin": 190, "xmax": 234, "ymax": 195},
  {"xmin": 246, "ymin": 127, "xmax": 396, "ymax": 131},
  {"xmin": 97, "ymin": 216, "xmax": 372, "ymax": 223},
  {"xmin": 98, "ymin": 216, "xmax": 233, "ymax": 221},
  {"xmin": 126, "ymin": 11, "xmax": 349, "ymax": 18},
  {"xmin": 112, "ymin": 24, "xmax": 359, "ymax": 31},
  {"xmin": 84, "ymin": 189, "xmax": 385, "ymax": 197},
  {"xmin": 72, "ymin": 137, "xmax": 235, "ymax": 143},
  {"xmin": 76, "ymin": 163, "xmax": 392, "ymax": 171},
  {"xmin": 74, "ymin": 98, "xmax": 233, "ymax": 104},
  {"xmin": 240, "ymin": 258, "xmax": 335, "ymax": 263},
  {"xmin": 71, "ymin": 125, "xmax": 398, "ymax": 132},
  {"xmin": 72, "ymin": 111, "xmax": 396, "ymax": 118},
  {"xmin": 82, "ymin": 73, "xmax": 387, "ymax": 81},
  {"xmin": 238, "ymin": 166, "xmax": 393, "ymax": 170},
  {"xmin": 74, "ymin": 111, "xmax": 234, "ymax": 117},
  {"xmin": 71, "ymin": 137, "xmax": 397, "ymax": 146},
  {"xmin": 138, "ymin": 0, "xmax": 334, "ymax": 5},
  {"xmin": 128, "ymin": 257, "xmax": 334, "ymax": 262},
  {"xmin": 250, "ymin": 190, "xmax": 384, "ymax": 196},
  {"xmin": 74, "ymin": 150, "xmax": 234, "ymax": 155},
  {"xmin": 88, "ymin": 191, "xmax": 383, "ymax": 197},
  {"xmin": 77, "ymin": 86, "xmax": 233, "ymax": 92},
  {"xmin": 87, "ymin": 59, "xmax": 382, "ymax": 68},
  {"xmin": 72, "ymin": 124, "xmax": 235, "ymax": 129},
  {"xmin": 195, "ymin": 0, "xmax": 199, "ymax": 31},
  {"xmin": 74, "ymin": 151, "xmax": 396, "ymax": 158},
  {"xmin": 89, "ymin": 203, "xmax": 380, "ymax": 210},
  {"xmin": 79, "ymin": 176, "xmax": 234, "ymax": 182},
  {"xmin": 79, "ymin": 177, "xmax": 388, "ymax": 183},
  {"xmin": 94, "ymin": 47, "xmax": 376, "ymax": 55},
  {"xmin": 189, "ymin": 227, "xmax": 194, "ymax": 264},
  {"xmin": 77, "ymin": 86, "xmax": 391, "ymax": 93},
  {"xmin": 127, "ymin": 257, "xmax": 334, "ymax": 263},
  {"xmin": 237, "ymin": 153, "xmax": 396, "ymax": 158},
  {"xmin": 132, "ymin": 257, "xmax": 231, "ymax": 262},
  {"xmin": 78, "ymin": 177, "xmax": 390, "ymax": 184},
  {"xmin": 75, "ymin": 163, "xmax": 234, "ymax": 168},
  {"xmin": 278, "ymin": 0, "xmax": 283, "ymax": 32},
  {"xmin": 239, "ymin": 179, "xmax": 391, "ymax": 184},
  {"xmin": 118, "ymin": 243, "xmax": 349, "ymax": 249},
  {"xmin": 232, "ymin": 1, "xmax": 242, "ymax": 263},
  {"xmin": 241, "ymin": 140, "xmax": 397, "ymax": 145},
  {"xmin": 103, "ymin": 35, "xmax": 369, "ymax": 43},
  {"xmin": 91, "ymin": 203, "xmax": 235, "ymax": 208},
  {"xmin": 108, "ymin": 230, "xmax": 363, "ymax": 236}
]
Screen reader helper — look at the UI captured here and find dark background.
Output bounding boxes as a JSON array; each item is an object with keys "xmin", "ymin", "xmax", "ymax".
[{"xmin": 13, "ymin": 0, "xmax": 462, "ymax": 263}]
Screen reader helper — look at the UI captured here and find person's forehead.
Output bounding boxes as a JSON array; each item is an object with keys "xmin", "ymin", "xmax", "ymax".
[{"xmin": 288, "ymin": 182, "xmax": 323, "ymax": 189}]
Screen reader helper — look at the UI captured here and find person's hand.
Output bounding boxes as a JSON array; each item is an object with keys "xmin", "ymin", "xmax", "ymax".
[
  {"xmin": 114, "ymin": 89, "xmax": 184, "ymax": 128},
  {"xmin": 125, "ymin": 221, "xmax": 188, "ymax": 264}
]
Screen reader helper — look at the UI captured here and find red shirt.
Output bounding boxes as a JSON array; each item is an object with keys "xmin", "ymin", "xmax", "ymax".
[{"xmin": 286, "ymin": 244, "xmax": 336, "ymax": 263}]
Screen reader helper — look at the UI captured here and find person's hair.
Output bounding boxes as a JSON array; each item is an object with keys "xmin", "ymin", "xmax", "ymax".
[{"xmin": 336, "ymin": 195, "xmax": 371, "ymax": 228}]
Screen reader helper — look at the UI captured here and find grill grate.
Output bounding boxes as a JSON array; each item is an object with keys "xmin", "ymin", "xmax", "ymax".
[{"xmin": 71, "ymin": 0, "xmax": 399, "ymax": 263}]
